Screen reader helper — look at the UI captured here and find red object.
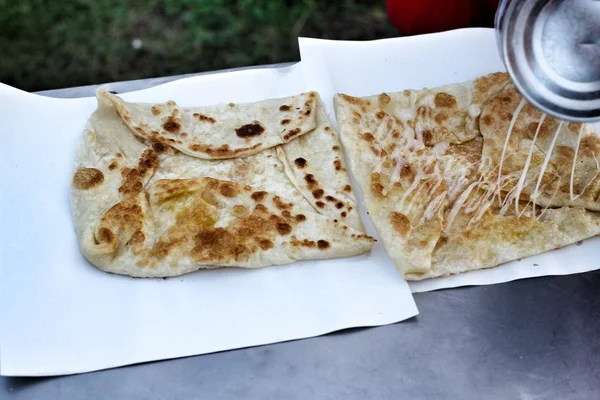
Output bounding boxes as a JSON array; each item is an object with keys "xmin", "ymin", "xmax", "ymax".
[{"xmin": 386, "ymin": 0, "xmax": 500, "ymax": 36}]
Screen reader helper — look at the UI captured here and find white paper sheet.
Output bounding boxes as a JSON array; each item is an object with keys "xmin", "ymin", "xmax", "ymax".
[
  {"xmin": 299, "ymin": 28, "xmax": 600, "ymax": 293},
  {"xmin": 0, "ymin": 63, "xmax": 418, "ymax": 376}
]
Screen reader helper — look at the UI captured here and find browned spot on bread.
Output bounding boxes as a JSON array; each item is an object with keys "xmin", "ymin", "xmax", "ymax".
[
  {"xmin": 193, "ymin": 113, "xmax": 216, "ymax": 123},
  {"xmin": 233, "ymin": 205, "xmax": 249, "ymax": 217},
  {"xmin": 228, "ymin": 102, "xmax": 235, "ymax": 108},
  {"xmin": 294, "ymin": 157, "xmax": 307, "ymax": 168},
  {"xmin": 151, "ymin": 142, "xmax": 169, "ymax": 153},
  {"xmin": 344, "ymin": 185, "xmax": 352, "ymax": 192},
  {"xmin": 188, "ymin": 142, "xmax": 262, "ymax": 157},
  {"xmin": 304, "ymin": 174, "xmax": 318, "ymax": 189},
  {"xmin": 335, "ymin": 202, "xmax": 344, "ymax": 209},
  {"xmin": 422, "ymin": 130, "xmax": 433, "ymax": 145},
  {"xmin": 304, "ymin": 110, "xmax": 311, "ymax": 116},
  {"xmin": 291, "ymin": 237, "xmax": 316, "ymax": 248},
  {"xmin": 434, "ymin": 111, "xmax": 448, "ymax": 124},
  {"xmin": 281, "ymin": 210, "xmax": 291, "ymax": 218},
  {"xmin": 279, "ymin": 105, "xmax": 291, "ymax": 111},
  {"xmin": 378, "ymin": 93, "xmax": 391, "ymax": 106},
  {"xmin": 281, "ymin": 119, "xmax": 291, "ymax": 125},
  {"xmin": 312, "ymin": 189, "xmax": 324, "ymax": 199},
  {"xmin": 277, "ymin": 222, "xmax": 292, "ymax": 235},
  {"xmin": 339, "ymin": 93, "xmax": 362, "ymax": 105},
  {"xmin": 273, "ymin": 196, "xmax": 293, "ymax": 210},
  {"xmin": 251, "ymin": 191, "xmax": 268, "ymax": 202},
  {"xmin": 236, "ymin": 122, "xmax": 264, "ymax": 138},
  {"xmin": 129, "ymin": 230, "xmax": 145, "ymax": 245},
  {"xmin": 390, "ymin": 212, "xmax": 411, "ymax": 236},
  {"xmin": 119, "ymin": 150, "xmax": 158, "ymax": 196},
  {"xmin": 316, "ymin": 201, "xmax": 325, "ymax": 208},
  {"xmin": 73, "ymin": 167, "xmax": 104, "ymax": 190},
  {"xmin": 333, "ymin": 159, "xmax": 345, "ymax": 171},
  {"xmin": 332, "ymin": 145, "xmax": 340, "ymax": 151},
  {"xmin": 371, "ymin": 172, "xmax": 385, "ymax": 198},
  {"xmin": 376, "ymin": 111, "xmax": 386, "ymax": 120},
  {"xmin": 97, "ymin": 227, "xmax": 115, "ymax": 244},
  {"xmin": 325, "ymin": 195, "xmax": 336, "ymax": 202},
  {"xmin": 362, "ymin": 132, "xmax": 375, "ymax": 142},
  {"xmin": 295, "ymin": 214, "xmax": 306, "ymax": 222},
  {"xmin": 434, "ymin": 93, "xmax": 457, "ymax": 108},
  {"xmin": 283, "ymin": 128, "xmax": 301, "ymax": 141},
  {"xmin": 481, "ymin": 115, "xmax": 493, "ymax": 126},
  {"xmin": 116, "ymin": 152, "xmax": 123, "ymax": 158},
  {"xmin": 325, "ymin": 126, "xmax": 331, "ymax": 131},
  {"xmin": 108, "ymin": 161, "xmax": 119, "ymax": 170},
  {"xmin": 581, "ymin": 135, "xmax": 600, "ymax": 155},
  {"xmin": 255, "ymin": 204, "xmax": 268, "ymax": 213},
  {"xmin": 352, "ymin": 111, "xmax": 362, "ymax": 119},
  {"xmin": 151, "ymin": 106, "xmax": 160, "ymax": 115},
  {"xmin": 258, "ymin": 239, "xmax": 274, "ymax": 250},
  {"xmin": 341, "ymin": 211, "xmax": 347, "ymax": 218},
  {"xmin": 317, "ymin": 240, "xmax": 330, "ymax": 249},
  {"xmin": 219, "ymin": 182, "xmax": 239, "ymax": 197},
  {"xmin": 162, "ymin": 116, "xmax": 181, "ymax": 133}
]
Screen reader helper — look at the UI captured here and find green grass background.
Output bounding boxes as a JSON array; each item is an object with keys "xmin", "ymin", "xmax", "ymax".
[{"xmin": 0, "ymin": 0, "xmax": 398, "ymax": 91}]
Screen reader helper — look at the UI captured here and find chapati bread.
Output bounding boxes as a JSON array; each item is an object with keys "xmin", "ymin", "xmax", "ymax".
[
  {"xmin": 100, "ymin": 90, "xmax": 318, "ymax": 159},
  {"xmin": 334, "ymin": 72, "xmax": 600, "ymax": 280},
  {"xmin": 71, "ymin": 91, "xmax": 373, "ymax": 278}
]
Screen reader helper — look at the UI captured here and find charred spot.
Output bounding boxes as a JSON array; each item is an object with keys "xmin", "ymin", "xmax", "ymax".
[
  {"xmin": 283, "ymin": 128, "xmax": 301, "ymax": 141},
  {"xmin": 341, "ymin": 211, "xmax": 347, "ymax": 217},
  {"xmin": 362, "ymin": 132, "xmax": 375, "ymax": 142},
  {"xmin": 162, "ymin": 116, "xmax": 181, "ymax": 133},
  {"xmin": 281, "ymin": 119, "xmax": 291, "ymax": 125},
  {"xmin": 316, "ymin": 201, "xmax": 325, "ymax": 208},
  {"xmin": 276, "ymin": 223, "xmax": 292, "ymax": 235},
  {"xmin": 294, "ymin": 157, "xmax": 307, "ymax": 168},
  {"xmin": 295, "ymin": 214, "xmax": 307, "ymax": 222},
  {"xmin": 152, "ymin": 142, "xmax": 169, "ymax": 153},
  {"xmin": 332, "ymin": 145, "xmax": 340, "ymax": 151},
  {"xmin": 325, "ymin": 195, "xmax": 336, "ymax": 202},
  {"xmin": 279, "ymin": 105, "xmax": 291, "ymax": 111},
  {"xmin": 317, "ymin": 240, "xmax": 330, "ymax": 250},
  {"xmin": 304, "ymin": 174, "xmax": 317, "ymax": 186},
  {"xmin": 344, "ymin": 185, "xmax": 352, "ymax": 192},
  {"xmin": 335, "ymin": 202, "xmax": 344, "ymax": 209},
  {"xmin": 108, "ymin": 161, "xmax": 118, "ymax": 170},
  {"xmin": 193, "ymin": 113, "xmax": 217, "ymax": 123},
  {"xmin": 333, "ymin": 159, "xmax": 344, "ymax": 171},
  {"xmin": 312, "ymin": 189, "xmax": 324, "ymax": 199},
  {"xmin": 422, "ymin": 129, "xmax": 433, "ymax": 144},
  {"xmin": 236, "ymin": 122, "xmax": 265, "ymax": 138},
  {"xmin": 251, "ymin": 191, "xmax": 268, "ymax": 202},
  {"xmin": 273, "ymin": 196, "xmax": 293, "ymax": 210},
  {"xmin": 73, "ymin": 167, "xmax": 104, "ymax": 190},
  {"xmin": 304, "ymin": 110, "xmax": 311, "ymax": 116},
  {"xmin": 219, "ymin": 182, "xmax": 239, "ymax": 198}
]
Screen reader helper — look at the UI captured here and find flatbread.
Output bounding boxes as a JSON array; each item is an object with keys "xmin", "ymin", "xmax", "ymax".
[
  {"xmin": 100, "ymin": 90, "xmax": 318, "ymax": 159},
  {"xmin": 71, "ymin": 91, "xmax": 373, "ymax": 278},
  {"xmin": 335, "ymin": 72, "xmax": 600, "ymax": 280}
]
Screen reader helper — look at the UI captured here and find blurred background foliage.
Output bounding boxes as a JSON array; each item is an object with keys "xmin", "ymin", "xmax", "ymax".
[{"xmin": 0, "ymin": 0, "xmax": 398, "ymax": 91}]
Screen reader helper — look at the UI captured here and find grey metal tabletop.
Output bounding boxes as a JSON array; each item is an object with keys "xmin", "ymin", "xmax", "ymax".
[{"xmin": 3, "ymin": 68, "xmax": 600, "ymax": 399}]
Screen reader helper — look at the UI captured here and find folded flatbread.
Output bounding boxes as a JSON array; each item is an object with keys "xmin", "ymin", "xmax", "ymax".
[
  {"xmin": 334, "ymin": 72, "xmax": 600, "ymax": 280},
  {"xmin": 71, "ymin": 91, "xmax": 374, "ymax": 277}
]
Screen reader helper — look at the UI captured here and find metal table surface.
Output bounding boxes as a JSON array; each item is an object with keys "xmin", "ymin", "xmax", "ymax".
[{"xmin": 3, "ymin": 69, "xmax": 600, "ymax": 399}]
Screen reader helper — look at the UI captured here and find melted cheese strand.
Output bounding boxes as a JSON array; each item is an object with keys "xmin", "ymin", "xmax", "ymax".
[
  {"xmin": 514, "ymin": 113, "xmax": 546, "ymax": 215},
  {"xmin": 497, "ymin": 98, "xmax": 527, "ymax": 204},
  {"xmin": 569, "ymin": 124, "xmax": 585, "ymax": 200},
  {"xmin": 532, "ymin": 121, "xmax": 564, "ymax": 211}
]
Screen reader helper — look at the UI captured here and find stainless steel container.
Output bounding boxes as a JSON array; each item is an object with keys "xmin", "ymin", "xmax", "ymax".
[{"xmin": 495, "ymin": 0, "xmax": 600, "ymax": 122}]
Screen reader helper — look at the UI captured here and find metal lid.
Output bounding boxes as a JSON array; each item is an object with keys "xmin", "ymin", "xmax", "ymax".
[{"xmin": 496, "ymin": 0, "xmax": 600, "ymax": 122}]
